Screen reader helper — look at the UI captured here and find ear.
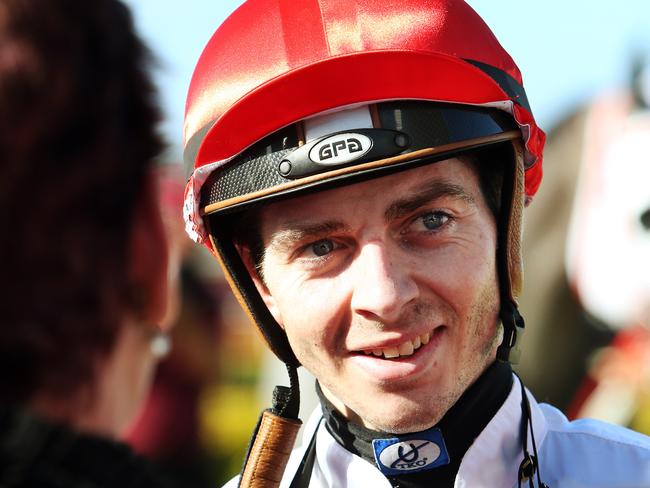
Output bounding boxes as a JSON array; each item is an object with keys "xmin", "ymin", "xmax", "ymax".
[
  {"xmin": 128, "ymin": 170, "xmax": 170, "ymax": 328},
  {"xmin": 236, "ymin": 243, "xmax": 284, "ymax": 328}
]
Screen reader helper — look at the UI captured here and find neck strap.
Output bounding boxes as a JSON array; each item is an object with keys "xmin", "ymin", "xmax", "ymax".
[{"xmin": 317, "ymin": 361, "xmax": 513, "ymax": 487}]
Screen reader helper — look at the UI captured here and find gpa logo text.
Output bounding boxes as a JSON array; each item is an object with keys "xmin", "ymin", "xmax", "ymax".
[{"xmin": 310, "ymin": 133, "xmax": 372, "ymax": 165}]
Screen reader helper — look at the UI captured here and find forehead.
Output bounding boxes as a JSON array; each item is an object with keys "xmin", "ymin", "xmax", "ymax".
[{"xmin": 257, "ymin": 157, "xmax": 483, "ymax": 227}]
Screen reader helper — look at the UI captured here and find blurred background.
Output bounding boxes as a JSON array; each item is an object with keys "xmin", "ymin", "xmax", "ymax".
[{"xmin": 119, "ymin": 1, "xmax": 650, "ymax": 485}]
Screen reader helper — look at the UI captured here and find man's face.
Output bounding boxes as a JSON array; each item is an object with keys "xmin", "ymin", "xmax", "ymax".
[{"xmin": 248, "ymin": 158, "xmax": 501, "ymax": 433}]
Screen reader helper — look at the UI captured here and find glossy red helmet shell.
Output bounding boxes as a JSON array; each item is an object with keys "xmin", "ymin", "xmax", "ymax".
[{"xmin": 183, "ymin": 0, "xmax": 545, "ymax": 244}]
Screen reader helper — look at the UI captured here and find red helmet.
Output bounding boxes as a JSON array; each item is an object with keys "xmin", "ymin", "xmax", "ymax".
[{"xmin": 183, "ymin": 0, "xmax": 545, "ymax": 365}]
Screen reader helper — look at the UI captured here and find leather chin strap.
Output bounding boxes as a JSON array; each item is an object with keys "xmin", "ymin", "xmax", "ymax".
[{"xmin": 239, "ymin": 365, "xmax": 302, "ymax": 488}]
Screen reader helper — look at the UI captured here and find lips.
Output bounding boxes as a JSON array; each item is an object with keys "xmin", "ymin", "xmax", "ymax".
[{"xmin": 361, "ymin": 331, "xmax": 433, "ymax": 359}]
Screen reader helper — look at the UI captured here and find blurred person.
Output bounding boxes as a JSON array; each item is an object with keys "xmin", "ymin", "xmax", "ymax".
[
  {"xmin": 127, "ymin": 166, "xmax": 224, "ymax": 487},
  {"xmin": 515, "ymin": 108, "xmax": 612, "ymax": 410},
  {"xmin": 564, "ymin": 56, "xmax": 650, "ymax": 429},
  {"xmin": 517, "ymin": 54, "xmax": 650, "ymax": 420},
  {"xmin": 182, "ymin": 1, "xmax": 650, "ymax": 487},
  {"xmin": 128, "ymin": 264, "xmax": 224, "ymax": 487},
  {"xmin": 0, "ymin": 0, "xmax": 174, "ymax": 486}
]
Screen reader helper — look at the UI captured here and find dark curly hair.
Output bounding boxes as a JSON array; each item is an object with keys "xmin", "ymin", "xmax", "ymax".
[{"xmin": 0, "ymin": 0, "xmax": 165, "ymax": 403}]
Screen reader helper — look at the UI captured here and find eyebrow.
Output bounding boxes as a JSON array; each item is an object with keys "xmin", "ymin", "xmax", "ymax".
[
  {"xmin": 267, "ymin": 220, "xmax": 347, "ymax": 253},
  {"xmin": 384, "ymin": 179, "xmax": 475, "ymax": 222}
]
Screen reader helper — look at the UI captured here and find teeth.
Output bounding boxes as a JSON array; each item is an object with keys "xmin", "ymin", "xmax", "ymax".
[
  {"xmin": 363, "ymin": 331, "xmax": 433, "ymax": 359},
  {"xmin": 398, "ymin": 342, "xmax": 414, "ymax": 356},
  {"xmin": 383, "ymin": 347, "xmax": 400, "ymax": 359}
]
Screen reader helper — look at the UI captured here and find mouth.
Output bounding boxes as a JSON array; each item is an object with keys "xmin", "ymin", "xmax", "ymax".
[{"xmin": 360, "ymin": 329, "xmax": 437, "ymax": 360}]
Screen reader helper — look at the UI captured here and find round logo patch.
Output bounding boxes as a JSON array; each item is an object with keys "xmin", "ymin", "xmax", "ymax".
[
  {"xmin": 372, "ymin": 429, "xmax": 450, "ymax": 476},
  {"xmin": 379, "ymin": 440, "xmax": 440, "ymax": 472}
]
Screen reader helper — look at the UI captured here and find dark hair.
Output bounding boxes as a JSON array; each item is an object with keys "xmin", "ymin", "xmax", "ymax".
[
  {"xmin": 223, "ymin": 142, "xmax": 508, "ymax": 276},
  {"xmin": 0, "ymin": 0, "xmax": 164, "ymax": 403}
]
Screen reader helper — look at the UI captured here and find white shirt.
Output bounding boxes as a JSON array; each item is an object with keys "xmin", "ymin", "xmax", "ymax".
[{"xmin": 225, "ymin": 378, "xmax": 650, "ymax": 488}]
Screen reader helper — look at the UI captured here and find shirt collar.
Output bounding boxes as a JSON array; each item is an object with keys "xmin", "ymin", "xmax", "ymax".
[
  {"xmin": 456, "ymin": 378, "xmax": 548, "ymax": 487},
  {"xmin": 296, "ymin": 374, "xmax": 548, "ymax": 488}
]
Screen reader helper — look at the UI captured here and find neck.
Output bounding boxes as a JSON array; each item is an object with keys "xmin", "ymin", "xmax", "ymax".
[
  {"xmin": 28, "ymin": 321, "xmax": 156, "ymax": 439},
  {"xmin": 318, "ymin": 361, "xmax": 513, "ymax": 486}
]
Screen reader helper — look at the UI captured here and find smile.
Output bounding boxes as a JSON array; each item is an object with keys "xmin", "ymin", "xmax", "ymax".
[{"xmin": 362, "ymin": 331, "xmax": 433, "ymax": 359}]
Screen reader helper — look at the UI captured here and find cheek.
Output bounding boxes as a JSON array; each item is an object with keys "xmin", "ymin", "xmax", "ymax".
[
  {"xmin": 419, "ymin": 247, "xmax": 495, "ymax": 296},
  {"xmin": 416, "ymin": 240, "xmax": 498, "ymax": 331},
  {"xmin": 270, "ymin": 276, "xmax": 352, "ymax": 353},
  {"xmin": 269, "ymin": 265, "xmax": 350, "ymax": 309}
]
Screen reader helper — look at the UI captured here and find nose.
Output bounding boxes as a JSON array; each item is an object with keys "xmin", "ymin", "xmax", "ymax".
[{"xmin": 350, "ymin": 242, "xmax": 419, "ymax": 323}]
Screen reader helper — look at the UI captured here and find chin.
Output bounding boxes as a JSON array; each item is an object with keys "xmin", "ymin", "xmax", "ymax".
[{"xmin": 356, "ymin": 395, "xmax": 450, "ymax": 434}]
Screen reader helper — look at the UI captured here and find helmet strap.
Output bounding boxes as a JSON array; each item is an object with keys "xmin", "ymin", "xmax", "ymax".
[
  {"xmin": 272, "ymin": 363, "xmax": 301, "ymax": 419},
  {"xmin": 495, "ymin": 141, "xmax": 526, "ymax": 364},
  {"xmin": 238, "ymin": 364, "xmax": 302, "ymax": 488},
  {"xmin": 497, "ymin": 300, "xmax": 525, "ymax": 364}
]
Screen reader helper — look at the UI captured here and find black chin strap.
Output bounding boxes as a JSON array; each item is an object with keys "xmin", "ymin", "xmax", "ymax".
[
  {"xmin": 497, "ymin": 300, "xmax": 526, "ymax": 364},
  {"xmin": 497, "ymin": 293, "xmax": 548, "ymax": 487},
  {"xmin": 272, "ymin": 363, "xmax": 301, "ymax": 418}
]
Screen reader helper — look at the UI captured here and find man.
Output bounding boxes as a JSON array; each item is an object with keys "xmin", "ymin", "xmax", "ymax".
[
  {"xmin": 182, "ymin": 0, "xmax": 650, "ymax": 486},
  {"xmin": 0, "ymin": 1, "xmax": 173, "ymax": 485}
]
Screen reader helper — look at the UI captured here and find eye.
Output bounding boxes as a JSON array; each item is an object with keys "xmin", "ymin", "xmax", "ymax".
[
  {"xmin": 421, "ymin": 211, "xmax": 450, "ymax": 231},
  {"xmin": 311, "ymin": 239, "xmax": 335, "ymax": 256}
]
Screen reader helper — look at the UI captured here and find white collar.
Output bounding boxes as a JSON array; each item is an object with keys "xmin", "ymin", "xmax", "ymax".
[
  {"xmin": 285, "ymin": 375, "xmax": 547, "ymax": 488},
  {"xmin": 455, "ymin": 377, "xmax": 548, "ymax": 487}
]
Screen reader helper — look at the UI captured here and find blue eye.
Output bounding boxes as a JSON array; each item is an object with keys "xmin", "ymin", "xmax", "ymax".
[
  {"xmin": 311, "ymin": 239, "xmax": 334, "ymax": 256},
  {"xmin": 422, "ymin": 212, "xmax": 449, "ymax": 230}
]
